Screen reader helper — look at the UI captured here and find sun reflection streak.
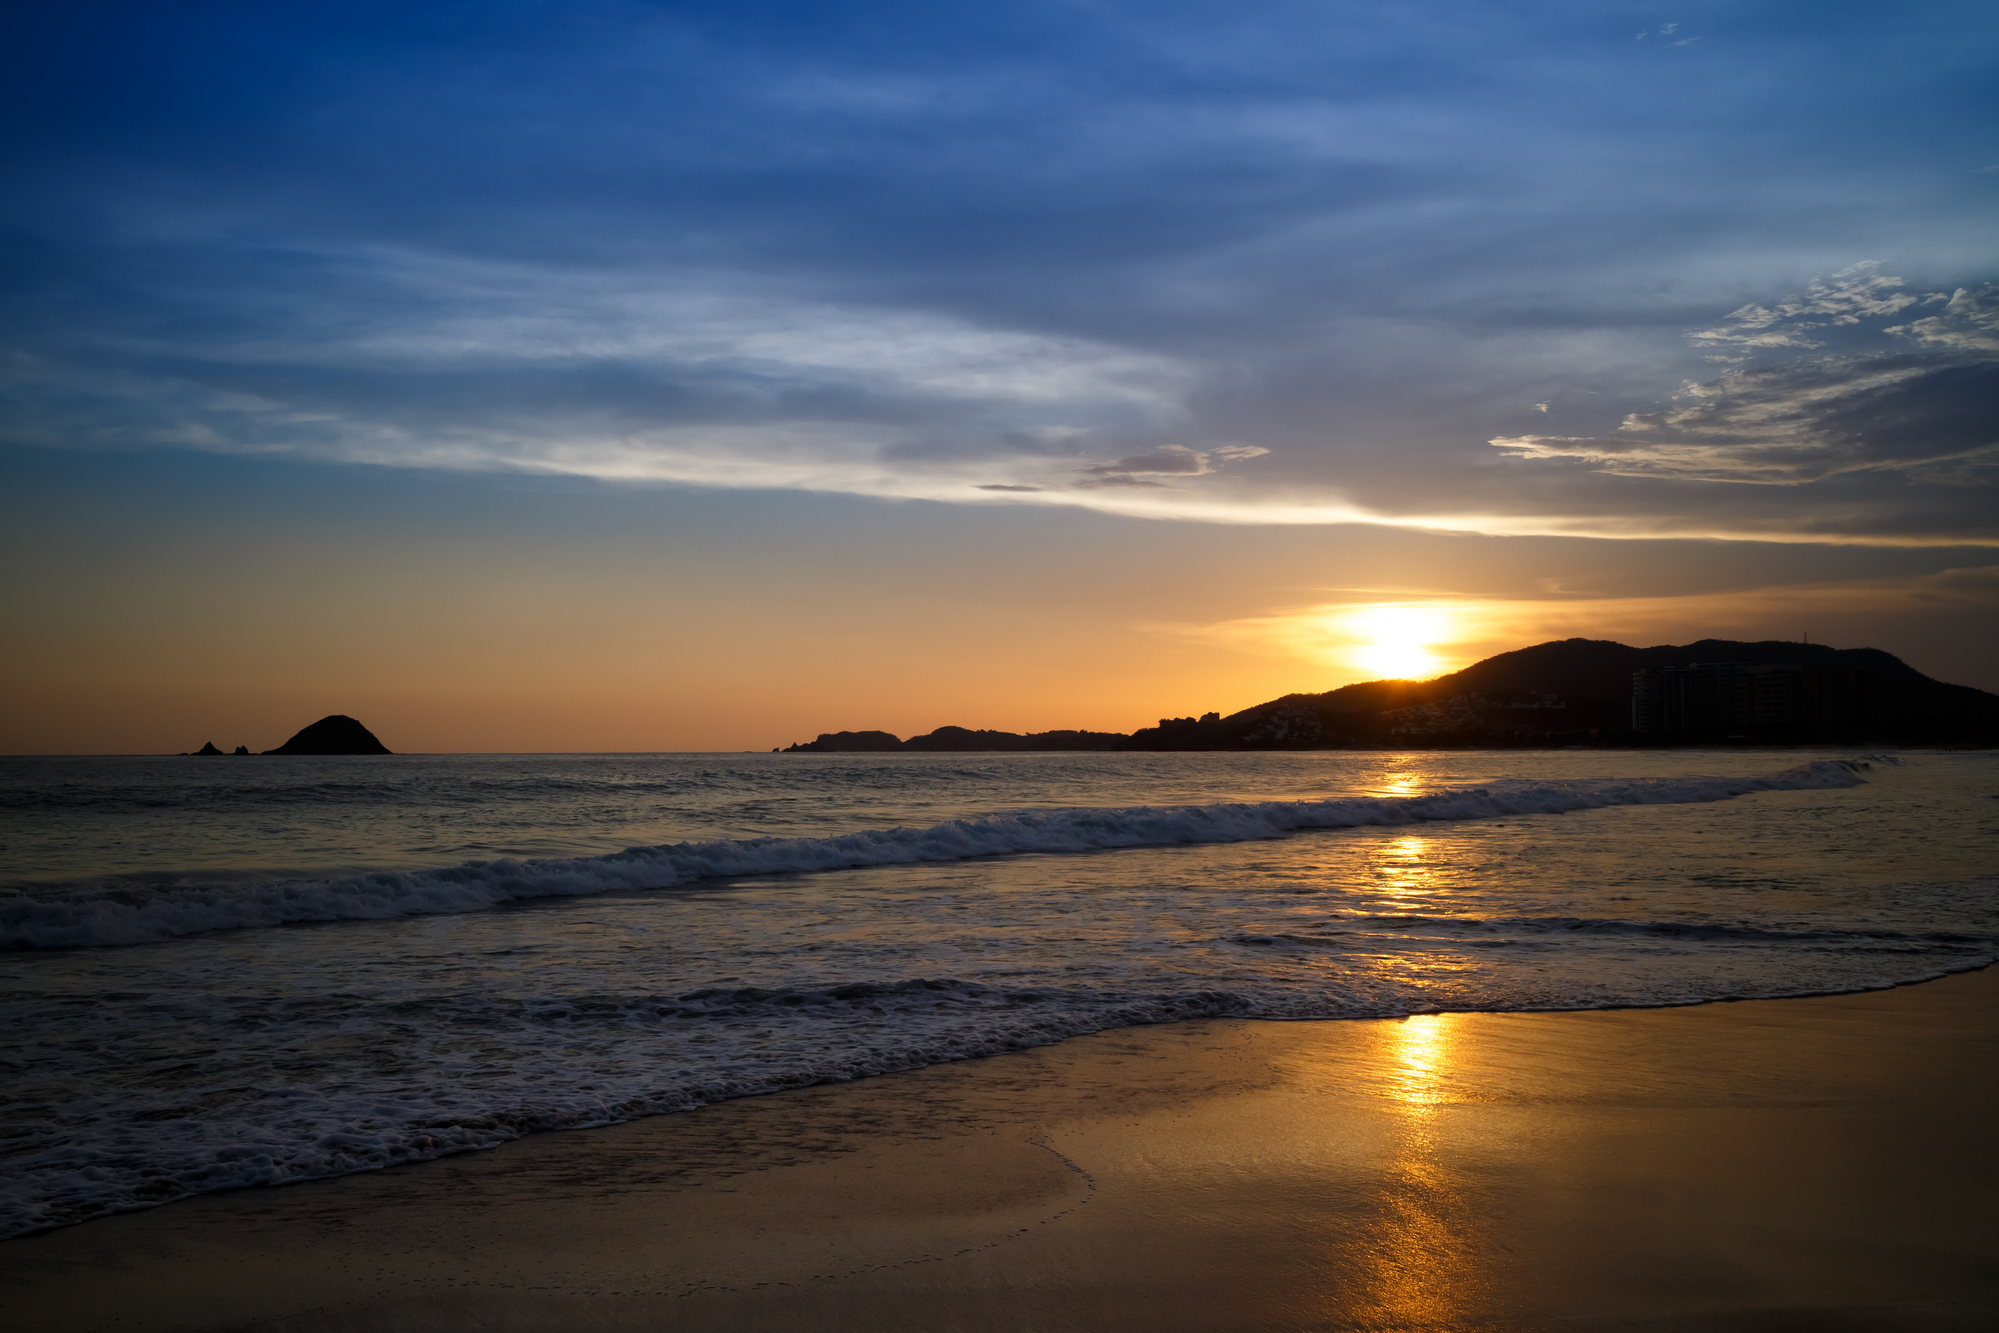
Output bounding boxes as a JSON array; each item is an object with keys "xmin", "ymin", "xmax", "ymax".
[
  {"xmin": 1389, "ymin": 1012, "xmax": 1456, "ymax": 1107},
  {"xmin": 1323, "ymin": 1011, "xmax": 1483, "ymax": 1327},
  {"xmin": 1377, "ymin": 834, "xmax": 1430, "ymax": 897}
]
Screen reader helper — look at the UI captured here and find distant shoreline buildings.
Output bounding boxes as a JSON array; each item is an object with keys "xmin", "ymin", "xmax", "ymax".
[{"xmin": 1631, "ymin": 660, "xmax": 1865, "ymax": 737}]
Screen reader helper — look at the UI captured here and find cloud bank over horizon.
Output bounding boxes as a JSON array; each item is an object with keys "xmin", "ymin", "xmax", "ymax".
[{"xmin": 4, "ymin": 1, "xmax": 1995, "ymax": 547}]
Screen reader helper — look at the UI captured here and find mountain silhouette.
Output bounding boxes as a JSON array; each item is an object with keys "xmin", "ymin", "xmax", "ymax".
[
  {"xmin": 783, "ymin": 639, "xmax": 1999, "ymax": 752},
  {"xmin": 1121, "ymin": 638, "xmax": 1998, "ymax": 749}
]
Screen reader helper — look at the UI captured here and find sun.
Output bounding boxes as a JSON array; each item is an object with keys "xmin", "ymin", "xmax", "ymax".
[
  {"xmin": 1342, "ymin": 604, "xmax": 1452, "ymax": 680},
  {"xmin": 1359, "ymin": 639, "xmax": 1441, "ymax": 679}
]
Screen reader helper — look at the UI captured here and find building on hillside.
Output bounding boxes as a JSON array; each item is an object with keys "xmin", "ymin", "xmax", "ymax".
[
  {"xmin": 1632, "ymin": 660, "xmax": 1867, "ymax": 735},
  {"xmin": 1382, "ymin": 693, "xmax": 1484, "ymax": 738}
]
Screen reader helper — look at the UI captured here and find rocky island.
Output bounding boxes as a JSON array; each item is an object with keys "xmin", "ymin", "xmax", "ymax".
[{"xmin": 181, "ymin": 715, "xmax": 393, "ymax": 755}]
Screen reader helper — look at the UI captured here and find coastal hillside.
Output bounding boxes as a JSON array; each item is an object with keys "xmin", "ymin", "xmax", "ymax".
[
  {"xmin": 784, "ymin": 639, "xmax": 1999, "ymax": 751},
  {"xmin": 1122, "ymin": 638, "xmax": 1999, "ymax": 749}
]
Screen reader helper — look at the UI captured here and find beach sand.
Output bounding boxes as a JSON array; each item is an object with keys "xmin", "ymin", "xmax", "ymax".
[{"xmin": 4, "ymin": 968, "xmax": 1996, "ymax": 1332}]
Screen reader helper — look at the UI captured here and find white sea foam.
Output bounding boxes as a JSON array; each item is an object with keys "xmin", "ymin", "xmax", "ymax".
[{"xmin": 1, "ymin": 759, "xmax": 1870, "ymax": 950}]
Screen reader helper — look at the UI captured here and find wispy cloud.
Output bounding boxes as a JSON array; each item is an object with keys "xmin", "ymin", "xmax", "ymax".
[
  {"xmin": 1488, "ymin": 268, "xmax": 1999, "ymax": 535},
  {"xmin": 1075, "ymin": 442, "xmax": 1267, "ymax": 488},
  {"xmin": 1687, "ymin": 262, "xmax": 1930, "ymax": 357},
  {"xmin": 1638, "ymin": 22, "xmax": 1697, "ymax": 44},
  {"xmin": 1, "ymin": 6, "xmax": 1992, "ymax": 548},
  {"xmin": 1492, "ymin": 347, "xmax": 1997, "ymax": 486},
  {"xmin": 1888, "ymin": 285, "xmax": 1999, "ymax": 352}
]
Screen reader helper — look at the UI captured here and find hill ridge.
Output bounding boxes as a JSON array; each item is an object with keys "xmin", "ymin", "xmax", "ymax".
[{"xmin": 780, "ymin": 639, "xmax": 1999, "ymax": 751}]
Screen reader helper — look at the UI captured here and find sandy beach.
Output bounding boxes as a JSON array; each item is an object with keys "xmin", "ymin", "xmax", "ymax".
[{"xmin": 5, "ymin": 967, "xmax": 1996, "ymax": 1332}]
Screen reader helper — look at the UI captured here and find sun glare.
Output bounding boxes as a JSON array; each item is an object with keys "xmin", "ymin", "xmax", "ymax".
[
  {"xmin": 1359, "ymin": 640, "xmax": 1441, "ymax": 679},
  {"xmin": 1343, "ymin": 604, "xmax": 1453, "ymax": 680}
]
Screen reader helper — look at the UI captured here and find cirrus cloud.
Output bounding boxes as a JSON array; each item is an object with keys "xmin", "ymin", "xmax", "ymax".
[
  {"xmin": 3, "ymin": 6, "xmax": 1995, "ymax": 548},
  {"xmin": 1488, "ymin": 269, "xmax": 1998, "ymax": 540}
]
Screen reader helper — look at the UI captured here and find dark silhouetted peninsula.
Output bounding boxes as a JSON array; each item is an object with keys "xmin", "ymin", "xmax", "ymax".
[
  {"xmin": 783, "ymin": 725, "xmax": 1125, "ymax": 753},
  {"xmin": 781, "ymin": 639, "xmax": 1999, "ymax": 752},
  {"xmin": 787, "ymin": 730, "xmax": 904, "ymax": 753},
  {"xmin": 262, "ymin": 715, "xmax": 393, "ymax": 755}
]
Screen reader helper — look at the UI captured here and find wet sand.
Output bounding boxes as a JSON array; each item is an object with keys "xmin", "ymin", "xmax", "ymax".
[{"xmin": 4, "ymin": 968, "xmax": 1997, "ymax": 1332}]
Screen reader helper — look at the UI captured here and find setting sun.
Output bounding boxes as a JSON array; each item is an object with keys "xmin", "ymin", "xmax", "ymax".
[{"xmin": 1344, "ymin": 605, "xmax": 1453, "ymax": 680}]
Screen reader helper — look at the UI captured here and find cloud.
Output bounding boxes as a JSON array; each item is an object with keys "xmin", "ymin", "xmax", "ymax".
[
  {"xmin": 2, "ymin": 10, "xmax": 1994, "ymax": 547},
  {"xmin": 1083, "ymin": 444, "xmax": 1212, "ymax": 476},
  {"xmin": 1074, "ymin": 472, "xmax": 1174, "ymax": 489},
  {"xmin": 1492, "ymin": 347, "xmax": 1998, "ymax": 486},
  {"xmin": 1481, "ymin": 272, "xmax": 1997, "ymax": 539},
  {"xmin": 1888, "ymin": 285, "xmax": 1999, "ymax": 352},
  {"xmin": 1687, "ymin": 262, "xmax": 1929, "ymax": 356},
  {"xmin": 6, "ymin": 235, "xmax": 1992, "ymax": 542},
  {"xmin": 0, "ymin": 246, "xmax": 1227, "ymax": 504},
  {"xmin": 1072, "ymin": 442, "xmax": 1269, "ymax": 491}
]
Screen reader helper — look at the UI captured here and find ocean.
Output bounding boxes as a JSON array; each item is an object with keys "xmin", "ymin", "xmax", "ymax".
[{"xmin": 3, "ymin": 749, "xmax": 1995, "ymax": 1239}]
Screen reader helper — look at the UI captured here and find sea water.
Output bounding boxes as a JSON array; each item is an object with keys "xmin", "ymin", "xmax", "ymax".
[{"xmin": 2, "ymin": 749, "xmax": 1994, "ymax": 1237}]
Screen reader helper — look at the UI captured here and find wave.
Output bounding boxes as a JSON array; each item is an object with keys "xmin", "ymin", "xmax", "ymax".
[
  {"xmin": 12, "ymin": 932, "xmax": 1994, "ymax": 1239},
  {"xmin": 0, "ymin": 759, "xmax": 1872, "ymax": 951}
]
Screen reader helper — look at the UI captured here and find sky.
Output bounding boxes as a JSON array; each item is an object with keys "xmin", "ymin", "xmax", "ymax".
[{"xmin": 2, "ymin": 0, "xmax": 1994, "ymax": 753}]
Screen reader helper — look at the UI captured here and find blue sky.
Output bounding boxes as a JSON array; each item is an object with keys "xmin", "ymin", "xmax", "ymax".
[{"xmin": 4, "ymin": 1, "xmax": 1995, "ymax": 748}]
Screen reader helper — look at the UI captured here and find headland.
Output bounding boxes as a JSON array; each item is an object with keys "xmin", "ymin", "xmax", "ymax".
[{"xmin": 782, "ymin": 637, "xmax": 1999, "ymax": 752}]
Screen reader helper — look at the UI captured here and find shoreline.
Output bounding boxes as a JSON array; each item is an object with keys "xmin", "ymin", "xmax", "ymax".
[{"xmin": 5, "ymin": 967, "xmax": 1996, "ymax": 1331}]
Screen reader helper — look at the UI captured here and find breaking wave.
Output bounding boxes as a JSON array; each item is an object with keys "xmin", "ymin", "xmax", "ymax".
[{"xmin": 2, "ymin": 759, "xmax": 1871, "ymax": 950}]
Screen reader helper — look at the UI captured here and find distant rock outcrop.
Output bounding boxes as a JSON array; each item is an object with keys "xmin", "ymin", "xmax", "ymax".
[
  {"xmin": 783, "ymin": 730, "xmax": 905, "ymax": 753},
  {"xmin": 262, "ymin": 715, "xmax": 393, "ymax": 755},
  {"xmin": 783, "ymin": 726, "xmax": 1128, "ymax": 753},
  {"xmin": 192, "ymin": 741, "xmax": 224, "ymax": 756},
  {"xmin": 902, "ymin": 726, "xmax": 1030, "ymax": 752},
  {"xmin": 1020, "ymin": 729, "xmax": 1126, "ymax": 752}
]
